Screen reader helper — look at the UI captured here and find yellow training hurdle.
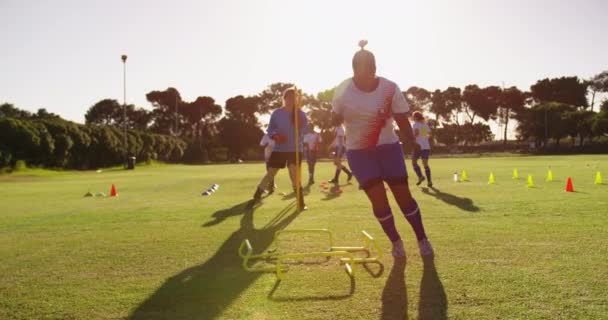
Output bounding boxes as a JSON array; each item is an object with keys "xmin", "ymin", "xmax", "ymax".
[{"xmin": 238, "ymin": 229, "xmax": 382, "ymax": 280}]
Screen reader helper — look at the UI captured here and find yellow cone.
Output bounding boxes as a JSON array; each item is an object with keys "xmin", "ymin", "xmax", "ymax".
[
  {"xmin": 488, "ymin": 172, "xmax": 495, "ymax": 184},
  {"xmin": 527, "ymin": 174, "xmax": 534, "ymax": 188},
  {"xmin": 461, "ymin": 170, "xmax": 468, "ymax": 181},
  {"xmin": 596, "ymin": 171, "xmax": 603, "ymax": 185},
  {"xmin": 512, "ymin": 168, "xmax": 519, "ymax": 179},
  {"xmin": 546, "ymin": 169, "xmax": 553, "ymax": 182}
]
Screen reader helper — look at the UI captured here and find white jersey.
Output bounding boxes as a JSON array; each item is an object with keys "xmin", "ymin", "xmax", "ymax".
[
  {"xmin": 332, "ymin": 77, "xmax": 409, "ymax": 150},
  {"xmin": 303, "ymin": 132, "xmax": 322, "ymax": 150},
  {"xmin": 259, "ymin": 134, "xmax": 275, "ymax": 162},
  {"xmin": 412, "ymin": 121, "xmax": 431, "ymax": 150},
  {"xmin": 334, "ymin": 127, "xmax": 345, "ymax": 147}
]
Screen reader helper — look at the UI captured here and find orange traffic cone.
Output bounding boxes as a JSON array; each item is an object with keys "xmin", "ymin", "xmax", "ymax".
[
  {"xmin": 565, "ymin": 177, "xmax": 574, "ymax": 192},
  {"xmin": 110, "ymin": 184, "xmax": 118, "ymax": 197}
]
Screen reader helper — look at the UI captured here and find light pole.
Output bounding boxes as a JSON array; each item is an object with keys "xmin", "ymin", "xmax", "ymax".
[{"xmin": 121, "ymin": 54, "xmax": 128, "ymax": 167}]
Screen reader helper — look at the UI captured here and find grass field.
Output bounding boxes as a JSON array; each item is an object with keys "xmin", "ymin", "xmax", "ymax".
[{"xmin": 1, "ymin": 155, "xmax": 607, "ymax": 320}]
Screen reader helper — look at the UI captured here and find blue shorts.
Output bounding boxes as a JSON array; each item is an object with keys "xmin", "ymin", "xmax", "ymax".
[
  {"xmin": 412, "ymin": 149, "xmax": 430, "ymax": 161},
  {"xmin": 346, "ymin": 142, "xmax": 408, "ymax": 189}
]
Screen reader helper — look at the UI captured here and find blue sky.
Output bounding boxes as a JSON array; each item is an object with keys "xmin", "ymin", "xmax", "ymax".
[{"xmin": 2, "ymin": 0, "xmax": 607, "ymax": 130}]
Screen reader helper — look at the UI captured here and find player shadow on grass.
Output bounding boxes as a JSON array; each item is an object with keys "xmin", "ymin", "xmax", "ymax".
[
  {"xmin": 421, "ymin": 187, "xmax": 480, "ymax": 212},
  {"xmin": 381, "ymin": 258, "xmax": 408, "ymax": 319},
  {"xmin": 128, "ymin": 201, "xmax": 301, "ymax": 320},
  {"xmin": 418, "ymin": 256, "xmax": 447, "ymax": 320}
]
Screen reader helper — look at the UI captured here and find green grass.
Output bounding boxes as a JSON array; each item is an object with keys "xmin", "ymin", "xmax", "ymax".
[{"xmin": 0, "ymin": 155, "xmax": 607, "ymax": 319}]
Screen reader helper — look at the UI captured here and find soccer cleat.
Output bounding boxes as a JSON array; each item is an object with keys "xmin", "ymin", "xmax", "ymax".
[
  {"xmin": 252, "ymin": 187, "xmax": 264, "ymax": 202},
  {"xmin": 418, "ymin": 239, "xmax": 434, "ymax": 256},
  {"xmin": 427, "ymin": 181, "xmax": 433, "ymax": 188},
  {"xmin": 391, "ymin": 239, "xmax": 406, "ymax": 258},
  {"xmin": 328, "ymin": 178, "xmax": 338, "ymax": 184},
  {"xmin": 416, "ymin": 176, "xmax": 426, "ymax": 186}
]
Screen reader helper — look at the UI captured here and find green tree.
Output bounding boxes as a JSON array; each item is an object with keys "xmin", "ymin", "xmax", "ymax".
[
  {"xmin": 497, "ymin": 86, "xmax": 525, "ymax": 147},
  {"xmin": 257, "ymin": 82, "xmax": 295, "ymax": 114},
  {"xmin": 587, "ymin": 71, "xmax": 608, "ymax": 111}
]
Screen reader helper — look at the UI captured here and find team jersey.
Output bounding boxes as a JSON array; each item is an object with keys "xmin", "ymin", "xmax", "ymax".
[
  {"xmin": 332, "ymin": 77, "xmax": 409, "ymax": 150},
  {"xmin": 259, "ymin": 134, "xmax": 275, "ymax": 162},
  {"xmin": 334, "ymin": 126, "xmax": 345, "ymax": 147},
  {"xmin": 303, "ymin": 132, "xmax": 322, "ymax": 150},
  {"xmin": 267, "ymin": 108, "xmax": 308, "ymax": 152},
  {"xmin": 412, "ymin": 121, "xmax": 431, "ymax": 150}
]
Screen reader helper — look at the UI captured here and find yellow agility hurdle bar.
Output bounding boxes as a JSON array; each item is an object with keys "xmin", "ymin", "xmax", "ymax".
[{"xmin": 238, "ymin": 229, "xmax": 382, "ymax": 279}]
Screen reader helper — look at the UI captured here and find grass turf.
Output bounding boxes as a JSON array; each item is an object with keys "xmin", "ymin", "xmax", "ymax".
[{"xmin": 0, "ymin": 155, "xmax": 607, "ymax": 319}]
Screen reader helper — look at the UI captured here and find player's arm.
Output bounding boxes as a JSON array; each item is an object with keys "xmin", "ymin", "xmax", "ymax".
[{"xmin": 413, "ymin": 128, "xmax": 420, "ymax": 138}]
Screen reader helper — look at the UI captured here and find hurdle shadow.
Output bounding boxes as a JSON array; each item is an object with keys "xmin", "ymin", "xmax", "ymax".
[
  {"xmin": 128, "ymin": 201, "xmax": 301, "ymax": 320},
  {"xmin": 421, "ymin": 187, "xmax": 480, "ymax": 212},
  {"xmin": 381, "ymin": 258, "xmax": 408, "ymax": 320},
  {"xmin": 267, "ymin": 275, "xmax": 355, "ymax": 302},
  {"xmin": 418, "ymin": 256, "xmax": 447, "ymax": 320}
]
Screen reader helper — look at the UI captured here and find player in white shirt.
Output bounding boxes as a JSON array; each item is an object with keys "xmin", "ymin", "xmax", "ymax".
[
  {"xmin": 259, "ymin": 133, "xmax": 277, "ymax": 193},
  {"xmin": 303, "ymin": 125, "xmax": 322, "ymax": 185},
  {"xmin": 411, "ymin": 111, "xmax": 433, "ymax": 187},
  {"xmin": 331, "ymin": 40, "xmax": 433, "ymax": 257},
  {"xmin": 328, "ymin": 125, "xmax": 353, "ymax": 184}
]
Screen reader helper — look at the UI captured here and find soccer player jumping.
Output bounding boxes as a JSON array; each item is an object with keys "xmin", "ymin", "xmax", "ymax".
[{"xmin": 331, "ymin": 40, "xmax": 433, "ymax": 257}]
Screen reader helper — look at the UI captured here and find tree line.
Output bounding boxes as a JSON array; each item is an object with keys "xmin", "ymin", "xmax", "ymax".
[{"xmin": 1, "ymin": 70, "xmax": 607, "ymax": 168}]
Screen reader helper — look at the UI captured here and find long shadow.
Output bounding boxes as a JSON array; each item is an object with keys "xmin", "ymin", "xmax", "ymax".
[
  {"xmin": 202, "ymin": 200, "xmax": 253, "ymax": 227},
  {"xmin": 128, "ymin": 201, "xmax": 301, "ymax": 320},
  {"xmin": 381, "ymin": 258, "xmax": 408, "ymax": 320},
  {"xmin": 267, "ymin": 276, "xmax": 355, "ymax": 302},
  {"xmin": 421, "ymin": 187, "xmax": 480, "ymax": 212},
  {"xmin": 418, "ymin": 256, "xmax": 447, "ymax": 320}
]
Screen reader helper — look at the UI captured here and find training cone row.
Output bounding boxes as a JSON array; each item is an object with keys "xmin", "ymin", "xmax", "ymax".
[{"xmin": 202, "ymin": 184, "xmax": 219, "ymax": 196}]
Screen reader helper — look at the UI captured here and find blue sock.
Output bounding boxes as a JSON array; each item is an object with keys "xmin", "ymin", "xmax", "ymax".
[
  {"xmin": 373, "ymin": 207, "xmax": 401, "ymax": 243},
  {"xmin": 413, "ymin": 164, "xmax": 423, "ymax": 179},
  {"xmin": 400, "ymin": 199, "xmax": 427, "ymax": 241},
  {"xmin": 424, "ymin": 166, "xmax": 432, "ymax": 183}
]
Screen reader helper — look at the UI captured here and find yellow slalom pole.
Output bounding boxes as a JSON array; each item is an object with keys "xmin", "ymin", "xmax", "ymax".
[{"xmin": 294, "ymin": 86, "xmax": 303, "ymax": 210}]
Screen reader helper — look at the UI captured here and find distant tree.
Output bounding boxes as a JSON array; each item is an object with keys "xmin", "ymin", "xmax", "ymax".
[
  {"xmin": 405, "ymin": 86, "xmax": 431, "ymax": 114},
  {"xmin": 0, "ymin": 103, "xmax": 32, "ymax": 118},
  {"xmin": 218, "ymin": 95, "xmax": 264, "ymax": 160},
  {"xmin": 180, "ymin": 96, "xmax": 222, "ymax": 162},
  {"xmin": 32, "ymin": 108, "xmax": 61, "ymax": 119},
  {"xmin": 563, "ymin": 110, "xmax": 596, "ymax": 146},
  {"xmin": 497, "ymin": 87, "xmax": 525, "ymax": 147},
  {"xmin": 85, "ymin": 99, "xmax": 122, "ymax": 126},
  {"xmin": 530, "ymin": 76, "xmax": 588, "ymax": 108},
  {"xmin": 462, "ymin": 85, "xmax": 501, "ymax": 123},
  {"xmin": 587, "ymin": 71, "xmax": 608, "ymax": 111},
  {"xmin": 442, "ymin": 87, "xmax": 463, "ymax": 124},
  {"xmin": 257, "ymin": 82, "xmax": 295, "ymax": 114},
  {"xmin": 85, "ymin": 99, "xmax": 151, "ymax": 130},
  {"xmin": 146, "ymin": 87, "xmax": 183, "ymax": 135}
]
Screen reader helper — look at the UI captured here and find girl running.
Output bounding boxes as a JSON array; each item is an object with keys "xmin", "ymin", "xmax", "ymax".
[
  {"xmin": 331, "ymin": 40, "xmax": 433, "ymax": 257},
  {"xmin": 411, "ymin": 111, "xmax": 433, "ymax": 187},
  {"xmin": 252, "ymin": 87, "xmax": 307, "ymax": 210}
]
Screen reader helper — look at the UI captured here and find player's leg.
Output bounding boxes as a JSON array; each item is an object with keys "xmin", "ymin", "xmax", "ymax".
[
  {"xmin": 422, "ymin": 151, "xmax": 432, "ymax": 187},
  {"xmin": 339, "ymin": 147, "xmax": 353, "ymax": 182},
  {"xmin": 287, "ymin": 152, "xmax": 306, "ymax": 210},
  {"xmin": 253, "ymin": 152, "xmax": 283, "ymax": 201},
  {"xmin": 412, "ymin": 150, "xmax": 425, "ymax": 186},
  {"xmin": 329, "ymin": 147, "xmax": 342, "ymax": 184},
  {"xmin": 380, "ymin": 143, "xmax": 433, "ymax": 256},
  {"xmin": 346, "ymin": 148, "xmax": 404, "ymax": 257}
]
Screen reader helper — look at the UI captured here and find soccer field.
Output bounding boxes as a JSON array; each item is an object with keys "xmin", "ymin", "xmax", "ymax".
[{"xmin": 0, "ymin": 155, "xmax": 607, "ymax": 319}]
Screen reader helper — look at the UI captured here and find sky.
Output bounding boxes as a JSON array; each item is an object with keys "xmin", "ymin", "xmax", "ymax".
[{"xmin": 1, "ymin": 0, "xmax": 607, "ymax": 138}]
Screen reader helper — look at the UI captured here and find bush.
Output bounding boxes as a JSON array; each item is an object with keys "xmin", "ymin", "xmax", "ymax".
[{"xmin": 14, "ymin": 160, "xmax": 27, "ymax": 171}]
